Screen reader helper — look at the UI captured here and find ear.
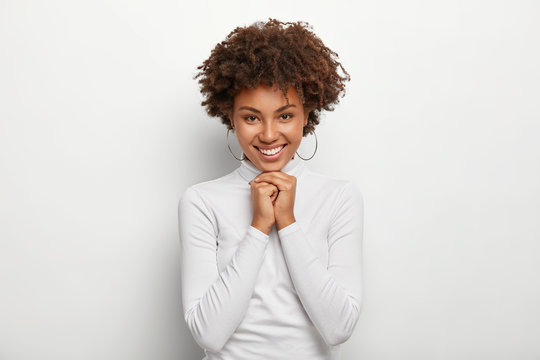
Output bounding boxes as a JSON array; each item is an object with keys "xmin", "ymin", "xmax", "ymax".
[
  {"xmin": 228, "ymin": 112, "xmax": 235, "ymax": 129},
  {"xmin": 303, "ymin": 109, "xmax": 310, "ymax": 127}
]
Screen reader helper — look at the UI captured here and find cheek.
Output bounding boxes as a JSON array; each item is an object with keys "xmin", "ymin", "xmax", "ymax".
[
  {"xmin": 290, "ymin": 122, "xmax": 305, "ymax": 142},
  {"xmin": 235, "ymin": 128, "xmax": 254, "ymax": 146}
]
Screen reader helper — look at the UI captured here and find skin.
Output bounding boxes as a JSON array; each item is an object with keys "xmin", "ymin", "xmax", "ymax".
[{"xmin": 230, "ymin": 84, "xmax": 309, "ymax": 234}]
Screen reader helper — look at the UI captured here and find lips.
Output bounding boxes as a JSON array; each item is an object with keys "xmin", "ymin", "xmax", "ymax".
[{"xmin": 255, "ymin": 145, "xmax": 285, "ymax": 155}]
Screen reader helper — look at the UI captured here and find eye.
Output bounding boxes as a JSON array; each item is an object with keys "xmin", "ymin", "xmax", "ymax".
[
  {"xmin": 280, "ymin": 113, "xmax": 293, "ymax": 120},
  {"xmin": 244, "ymin": 115, "xmax": 258, "ymax": 122}
]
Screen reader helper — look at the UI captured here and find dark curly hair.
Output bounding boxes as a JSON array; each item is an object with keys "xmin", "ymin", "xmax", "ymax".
[{"xmin": 194, "ymin": 19, "xmax": 350, "ymax": 136}]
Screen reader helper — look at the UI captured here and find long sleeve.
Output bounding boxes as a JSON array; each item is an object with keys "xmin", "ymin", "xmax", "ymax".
[
  {"xmin": 278, "ymin": 181, "xmax": 364, "ymax": 346},
  {"xmin": 178, "ymin": 186, "xmax": 269, "ymax": 353}
]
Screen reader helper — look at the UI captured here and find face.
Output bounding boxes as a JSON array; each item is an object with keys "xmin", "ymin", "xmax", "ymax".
[{"xmin": 231, "ymin": 84, "xmax": 308, "ymax": 172}]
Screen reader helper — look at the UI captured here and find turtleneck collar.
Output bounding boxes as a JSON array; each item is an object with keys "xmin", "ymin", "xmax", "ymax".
[{"xmin": 237, "ymin": 155, "xmax": 306, "ymax": 182}]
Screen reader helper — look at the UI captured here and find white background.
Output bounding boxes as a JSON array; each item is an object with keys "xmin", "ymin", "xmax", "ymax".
[{"xmin": 1, "ymin": 0, "xmax": 539, "ymax": 359}]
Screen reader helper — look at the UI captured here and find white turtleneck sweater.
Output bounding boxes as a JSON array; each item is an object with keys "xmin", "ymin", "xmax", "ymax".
[{"xmin": 178, "ymin": 156, "xmax": 363, "ymax": 360}]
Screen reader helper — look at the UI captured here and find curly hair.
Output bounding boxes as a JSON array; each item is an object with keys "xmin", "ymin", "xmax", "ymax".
[{"xmin": 194, "ymin": 19, "xmax": 350, "ymax": 136}]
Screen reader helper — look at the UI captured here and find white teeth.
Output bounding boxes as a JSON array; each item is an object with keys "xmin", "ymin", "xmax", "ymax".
[{"xmin": 258, "ymin": 145, "xmax": 284, "ymax": 155}]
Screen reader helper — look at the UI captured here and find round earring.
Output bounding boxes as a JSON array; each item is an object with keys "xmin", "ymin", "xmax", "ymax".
[
  {"xmin": 296, "ymin": 130, "xmax": 318, "ymax": 161},
  {"xmin": 227, "ymin": 128, "xmax": 244, "ymax": 161}
]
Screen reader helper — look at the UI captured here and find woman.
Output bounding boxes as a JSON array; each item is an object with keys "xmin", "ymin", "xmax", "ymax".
[{"xmin": 178, "ymin": 19, "xmax": 364, "ymax": 360}]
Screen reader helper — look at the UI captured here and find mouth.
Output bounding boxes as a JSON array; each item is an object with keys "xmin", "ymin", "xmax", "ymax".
[{"xmin": 254, "ymin": 144, "xmax": 287, "ymax": 159}]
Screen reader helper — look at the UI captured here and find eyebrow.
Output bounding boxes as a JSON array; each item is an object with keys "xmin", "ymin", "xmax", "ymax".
[{"xmin": 238, "ymin": 104, "xmax": 296, "ymax": 113}]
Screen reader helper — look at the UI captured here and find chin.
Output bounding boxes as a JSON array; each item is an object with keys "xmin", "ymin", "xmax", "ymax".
[
  {"xmin": 259, "ymin": 157, "xmax": 293, "ymax": 172},
  {"xmin": 260, "ymin": 163, "xmax": 284, "ymax": 172}
]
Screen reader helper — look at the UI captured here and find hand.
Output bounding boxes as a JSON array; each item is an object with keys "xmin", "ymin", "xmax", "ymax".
[
  {"xmin": 249, "ymin": 179, "xmax": 279, "ymax": 235},
  {"xmin": 253, "ymin": 172, "xmax": 297, "ymax": 231}
]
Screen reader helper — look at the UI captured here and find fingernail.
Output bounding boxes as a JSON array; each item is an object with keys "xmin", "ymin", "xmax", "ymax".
[{"xmin": 254, "ymin": 177, "xmax": 259, "ymax": 182}]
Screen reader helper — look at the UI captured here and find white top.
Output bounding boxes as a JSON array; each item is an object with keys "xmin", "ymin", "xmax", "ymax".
[{"xmin": 178, "ymin": 156, "xmax": 363, "ymax": 360}]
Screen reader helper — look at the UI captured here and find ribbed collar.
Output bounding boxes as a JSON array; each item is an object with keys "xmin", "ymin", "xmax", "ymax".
[{"xmin": 237, "ymin": 155, "xmax": 306, "ymax": 182}]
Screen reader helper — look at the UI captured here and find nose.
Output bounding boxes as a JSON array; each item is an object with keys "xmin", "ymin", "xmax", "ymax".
[{"xmin": 258, "ymin": 120, "xmax": 279, "ymax": 144}]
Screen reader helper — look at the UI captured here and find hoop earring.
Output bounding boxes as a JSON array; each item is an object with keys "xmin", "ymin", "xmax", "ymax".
[
  {"xmin": 296, "ymin": 130, "xmax": 318, "ymax": 161},
  {"xmin": 227, "ymin": 128, "xmax": 244, "ymax": 161}
]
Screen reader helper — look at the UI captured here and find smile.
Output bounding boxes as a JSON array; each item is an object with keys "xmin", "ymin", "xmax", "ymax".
[{"xmin": 255, "ymin": 145, "xmax": 285, "ymax": 156}]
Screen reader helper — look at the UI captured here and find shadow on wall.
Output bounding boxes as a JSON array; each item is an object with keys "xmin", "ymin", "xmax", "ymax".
[{"xmin": 183, "ymin": 119, "xmax": 245, "ymax": 185}]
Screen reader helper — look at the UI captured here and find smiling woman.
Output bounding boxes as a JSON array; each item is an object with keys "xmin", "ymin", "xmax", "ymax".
[{"xmin": 178, "ymin": 19, "xmax": 364, "ymax": 360}]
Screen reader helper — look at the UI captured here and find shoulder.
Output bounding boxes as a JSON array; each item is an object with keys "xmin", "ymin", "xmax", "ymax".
[
  {"xmin": 179, "ymin": 169, "xmax": 240, "ymax": 208},
  {"xmin": 304, "ymin": 171, "xmax": 364, "ymax": 229},
  {"xmin": 302, "ymin": 168, "xmax": 363, "ymax": 201}
]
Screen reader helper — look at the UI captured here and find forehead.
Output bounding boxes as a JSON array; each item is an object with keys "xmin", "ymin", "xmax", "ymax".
[{"xmin": 233, "ymin": 84, "xmax": 300, "ymax": 110}]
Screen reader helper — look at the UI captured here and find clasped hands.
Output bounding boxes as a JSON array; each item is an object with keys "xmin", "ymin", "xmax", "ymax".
[{"xmin": 249, "ymin": 171, "xmax": 297, "ymax": 235}]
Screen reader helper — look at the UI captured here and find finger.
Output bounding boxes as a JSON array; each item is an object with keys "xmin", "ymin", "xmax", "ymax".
[
  {"xmin": 255, "ymin": 182, "xmax": 279, "ymax": 197},
  {"xmin": 254, "ymin": 172, "xmax": 294, "ymax": 183},
  {"xmin": 251, "ymin": 180, "xmax": 278, "ymax": 191},
  {"xmin": 253, "ymin": 173, "xmax": 295, "ymax": 191}
]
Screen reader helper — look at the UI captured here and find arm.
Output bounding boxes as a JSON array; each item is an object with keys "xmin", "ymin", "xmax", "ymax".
[
  {"xmin": 278, "ymin": 181, "xmax": 364, "ymax": 346},
  {"xmin": 178, "ymin": 186, "xmax": 269, "ymax": 352}
]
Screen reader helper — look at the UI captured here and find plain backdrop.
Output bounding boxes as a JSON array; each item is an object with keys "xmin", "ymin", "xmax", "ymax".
[{"xmin": 1, "ymin": 0, "xmax": 539, "ymax": 359}]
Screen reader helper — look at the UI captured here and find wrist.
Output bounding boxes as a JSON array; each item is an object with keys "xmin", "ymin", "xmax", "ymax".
[
  {"xmin": 276, "ymin": 216, "xmax": 296, "ymax": 231},
  {"xmin": 251, "ymin": 220, "xmax": 273, "ymax": 235}
]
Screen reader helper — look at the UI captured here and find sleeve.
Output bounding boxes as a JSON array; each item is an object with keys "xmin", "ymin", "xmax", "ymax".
[
  {"xmin": 277, "ymin": 181, "xmax": 364, "ymax": 346},
  {"xmin": 178, "ymin": 186, "xmax": 270, "ymax": 353}
]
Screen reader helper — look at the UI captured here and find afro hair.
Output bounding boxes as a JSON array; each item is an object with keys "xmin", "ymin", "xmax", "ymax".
[{"xmin": 195, "ymin": 18, "xmax": 350, "ymax": 136}]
